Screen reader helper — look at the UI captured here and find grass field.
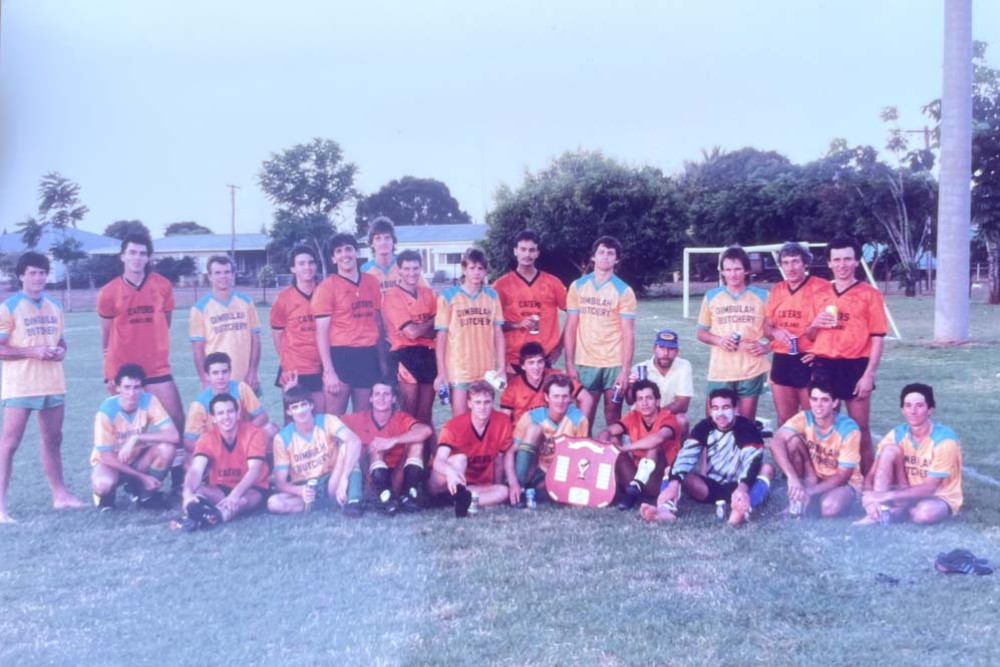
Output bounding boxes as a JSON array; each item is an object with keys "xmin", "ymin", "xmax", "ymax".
[{"xmin": 2, "ymin": 294, "xmax": 999, "ymax": 666}]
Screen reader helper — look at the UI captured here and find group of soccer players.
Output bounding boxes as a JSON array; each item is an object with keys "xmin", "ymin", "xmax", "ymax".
[{"xmin": 0, "ymin": 223, "xmax": 963, "ymax": 529}]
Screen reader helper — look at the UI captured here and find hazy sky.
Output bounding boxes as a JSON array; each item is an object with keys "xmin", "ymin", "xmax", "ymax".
[{"xmin": 2, "ymin": 1, "xmax": 998, "ymax": 237}]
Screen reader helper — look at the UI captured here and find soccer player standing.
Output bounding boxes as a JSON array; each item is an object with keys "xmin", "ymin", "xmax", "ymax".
[
  {"xmin": 270, "ymin": 245, "xmax": 325, "ymax": 412},
  {"xmin": 97, "ymin": 233, "xmax": 185, "ymax": 493},
  {"xmin": 763, "ymin": 242, "xmax": 832, "ymax": 427},
  {"xmin": 696, "ymin": 246, "xmax": 771, "ymax": 424},
  {"xmin": 0, "ymin": 252, "xmax": 84, "ymax": 522},
  {"xmin": 382, "ymin": 250, "xmax": 438, "ymax": 427},
  {"xmin": 493, "ymin": 230, "xmax": 567, "ymax": 372},
  {"xmin": 434, "ymin": 248, "xmax": 505, "ymax": 416},
  {"xmin": 189, "ymin": 255, "xmax": 262, "ymax": 391},
  {"xmin": 314, "ymin": 233, "xmax": 385, "ymax": 415},
  {"xmin": 564, "ymin": 236, "xmax": 637, "ymax": 429},
  {"xmin": 807, "ymin": 236, "xmax": 888, "ymax": 474}
]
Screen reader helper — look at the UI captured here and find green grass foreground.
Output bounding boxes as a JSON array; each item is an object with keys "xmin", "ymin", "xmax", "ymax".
[{"xmin": 2, "ymin": 296, "xmax": 999, "ymax": 666}]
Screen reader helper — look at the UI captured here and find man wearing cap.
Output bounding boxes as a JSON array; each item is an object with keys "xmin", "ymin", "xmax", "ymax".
[{"xmin": 626, "ymin": 328, "xmax": 694, "ymax": 439}]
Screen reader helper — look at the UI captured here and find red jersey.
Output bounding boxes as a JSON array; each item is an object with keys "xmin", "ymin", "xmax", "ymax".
[
  {"xmin": 312, "ymin": 272, "xmax": 382, "ymax": 348},
  {"xmin": 342, "ymin": 409, "xmax": 422, "ymax": 469},
  {"xmin": 97, "ymin": 273, "xmax": 175, "ymax": 380},
  {"xmin": 764, "ymin": 276, "xmax": 832, "ymax": 354},
  {"xmin": 493, "ymin": 270, "xmax": 567, "ymax": 364},
  {"xmin": 811, "ymin": 281, "xmax": 888, "ymax": 360},
  {"xmin": 382, "ymin": 284, "xmax": 436, "ymax": 352},
  {"xmin": 616, "ymin": 409, "xmax": 681, "ymax": 467},
  {"xmin": 193, "ymin": 421, "xmax": 269, "ymax": 491},
  {"xmin": 270, "ymin": 284, "xmax": 321, "ymax": 374},
  {"xmin": 437, "ymin": 413, "xmax": 513, "ymax": 485}
]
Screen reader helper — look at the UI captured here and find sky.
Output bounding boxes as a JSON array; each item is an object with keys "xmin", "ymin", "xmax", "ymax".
[{"xmin": 1, "ymin": 1, "xmax": 998, "ymax": 238}]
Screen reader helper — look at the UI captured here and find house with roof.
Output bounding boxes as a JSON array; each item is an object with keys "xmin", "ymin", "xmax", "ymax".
[{"xmin": 90, "ymin": 233, "xmax": 271, "ymax": 283}]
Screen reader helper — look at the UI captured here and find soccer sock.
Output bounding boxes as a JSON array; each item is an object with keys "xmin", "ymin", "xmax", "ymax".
[
  {"xmin": 370, "ymin": 463, "xmax": 392, "ymax": 503},
  {"xmin": 403, "ymin": 458, "xmax": 424, "ymax": 499},
  {"xmin": 515, "ymin": 447, "xmax": 536, "ymax": 486},
  {"xmin": 170, "ymin": 465, "xmax": 184, "ymax": 489},
  {"xmin": 631, "ymin": 458, "xmax": 656, "ymax": 492},
  {"xmin": 749, "ymin": 475, "xmax": 772, "ymax": 508},
  {"xmin": 347, "ymin": 467, "xmax": 363, "ymax": 503}
]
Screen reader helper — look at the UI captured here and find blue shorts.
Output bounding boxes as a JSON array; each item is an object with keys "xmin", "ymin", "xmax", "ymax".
[{"xmin": 2, "ymin": 394, "xmax": 66, "ymax": 410}]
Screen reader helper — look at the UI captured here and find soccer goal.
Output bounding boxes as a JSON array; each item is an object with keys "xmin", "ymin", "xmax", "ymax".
[{"xmin": 680, "ymin": 242, "xmax": 902, "ymax": 340}]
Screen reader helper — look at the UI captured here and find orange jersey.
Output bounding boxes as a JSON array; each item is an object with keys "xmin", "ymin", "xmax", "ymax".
[
  {"xmin": 875, "ymin": 421, "xmax": 963, "ymax": 513},
  {"xmin": 764, "ymin": 276, "xmax": 832, "ymax": 354},
  {"xmin": 437, "ymin": 413, "xmax": 512, "ymax": 485},
  {"xmin": 493, "ymin": 270, "xmax": 567, "ymax": 364},
  {"xmin": 779, "ymin": 411, "xmax": 862, "ymax": 491},
  {"xmin": 184, "ymin": 380, "xmax": 263, "ymax": 442},
  {"xmin": 342, "ymin": 409, "xmax": 422, "ymax": 469},
  {"xmin": 566, "ymin": 273, "xmax": 637, "ymax": 368},
  {"xmin": 500, "ymin": 369, "xmax": 580, "ymax": 427},
  {"xmin": 269, "ymin": 284, "xmax": 321, "ymax": 375},
  {"xmin": 361, "ymin": 256, "xmax": 427, "ymax": 296},
  {"xmin": 97, "ymin": 273, "xmax": 175, "ymax": 380},
  {"xmin": 193, "ymin": 421, "xmax": 269, "ymax": 490},
  {"xmin": 434, "ymin": 286, "xmax": 504, "ymax": 385},
  {"xmin": 312, "ymin": 273, "xmax": 382, "ymax": 348},
  {"xmin": 617, "ymin": 409, "xmax": 681, "ymax": 467},
  {"xmin": 0, "ymin": 292, "xmax": 65, "ymax": 400},
  {"xmin": 382, "ymin": 284, "xmax": 436, "ymax": 352},
  {"xmin": 513, "ymin": 405, "xmax": 589, "ymax": 472},
  {"xmin": 811, "ymin": 281, "xmax": 888, "ymax": 360},
  {"xmin": 91, "ymin": 392, "xmax": 173, "ymax": 465},
  {"xmin": 273, "ymin": 414, "xmax": 352, "ymax": 483},
  {"xmin": 697, "ymin": 285, "xmax": 771, "ymax": 382},
  {"xmin": 189, "ymin": 292, "xmax": 261, "ymax": 383}
]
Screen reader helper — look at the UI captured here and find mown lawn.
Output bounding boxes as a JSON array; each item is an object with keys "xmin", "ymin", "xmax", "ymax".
[{"xmin": 1, "ymin": 294, "xmax": 998, "ymax": 666}]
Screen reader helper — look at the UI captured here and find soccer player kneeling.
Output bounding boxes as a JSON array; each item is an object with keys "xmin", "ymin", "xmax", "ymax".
[
  {"xmin": 428, "ymin": 380, "xmax": 515, "ymax": 514},
  {"xmin": 90, "ymin": 364, "xmax": 180, "ymax": 511},
  {"xmin": 180, "ymin": 393, "xmax": 269, "ymax": 530},
  {"xmin": 267, "ymin": 386, "xmax": 365, "ymax": 516}
]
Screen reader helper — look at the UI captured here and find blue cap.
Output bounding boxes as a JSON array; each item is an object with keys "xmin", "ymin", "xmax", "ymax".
[{"xmin": 654, "ymin": 328, "xmax": 679, "ymax": 348}]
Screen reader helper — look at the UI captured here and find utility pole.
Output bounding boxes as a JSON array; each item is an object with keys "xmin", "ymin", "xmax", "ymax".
[{"xmin": 226, "ymin": 184, "xmax": 240, "ymax": 262}]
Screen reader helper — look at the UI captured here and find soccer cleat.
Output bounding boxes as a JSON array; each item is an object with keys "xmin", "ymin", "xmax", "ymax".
[
  {"xmin": 617, "ymin": 484, "xmax": 641, "ymax": 511},
  {"xmin": 398, "ymin": 495, "xmax": 422, "ymax": 514},
  {"xmin": 137, "ymin": 491, "xmax": 167, "ymax": 511},
  {"xmin": 94, "ymin": 493, "xmax": 115, "ymax": 512},
  {"xmin": 343, "ymin": 500, "xmax": 364, "ymax": 518},
  {"xmin": 935, "ymin": 549, "xmax": 993, "ymax": 575},
  {"xmin": 376, "ymin": 491, "xmax": 400, "ymax": 516},
  {"xmin": 186, "ymin": 497, "xmax": 223, "ymax": 528},
  {"xmin": 454, "ymin": 484, "xmax": 472, "ymax": 518},
  {"xmin": 178, "ymin": 517, "xmax": 201, "ymax": 532}
]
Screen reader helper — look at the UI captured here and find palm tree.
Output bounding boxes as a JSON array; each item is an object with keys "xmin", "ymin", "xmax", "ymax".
[{"xmin": 934, "ymin": 0, "xmax": 973, "ymax": 343}]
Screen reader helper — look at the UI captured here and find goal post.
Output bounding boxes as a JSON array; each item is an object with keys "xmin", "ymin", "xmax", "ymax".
[{"xmin": 681, "ymin": 242, "xmax": 902, "ymax": 340}]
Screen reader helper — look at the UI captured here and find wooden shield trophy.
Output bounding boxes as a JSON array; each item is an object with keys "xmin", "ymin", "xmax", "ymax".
[{"xmin": 545, "ymin": 436, "xmax": 619, "ymax": 508}]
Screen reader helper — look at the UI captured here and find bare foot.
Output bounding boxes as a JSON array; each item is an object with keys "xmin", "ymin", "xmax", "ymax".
[
  {"xmin": 728, "ymin": 505, "xmax": 747, "ymax": 525},
  {"xmin": 639, "ymin": 503, "xmax": 677, "ymax": 523},
  {"xmin": 0, "ymin": 512, "xmax": 17, "ymax": 524},
  {"xmin": 852, "ymin": 515, "xmax": 878, "ymax": 526},
  {"xmin": 53, "ymin": 493, "xmax": 86, "ymax": 510}
]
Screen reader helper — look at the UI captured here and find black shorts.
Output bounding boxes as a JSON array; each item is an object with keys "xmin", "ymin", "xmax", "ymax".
[
  {"xmin": 811, "ymin": 357, "xmax": 871, "ymax": 401},
  {"xmin": 144, "ymin": 374, "xmax": 174, "ymax": 386},
  {"xmin": 392, "ymin": 346, "xmax": 437, "ymax": 384},
  {"xmin": 770, "ymin": 353, "xmax": 812, "ymax": 388},
  {"xmin": 273, "ymin": 368, "xmax": 323, "ymax": 392},
  {"xmin": 330, "ymin": 345, "xmax": 381, "ymax": 388},
  {"xmin": 696, "ymin": 477, "xmax": 739, "ymax": 504}
]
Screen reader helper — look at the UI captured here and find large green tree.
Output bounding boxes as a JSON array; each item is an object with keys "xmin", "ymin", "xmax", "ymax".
[
  {"xmin": 104, "ymin": 219, "xmax": 150, "ymax": 240},
  {"xmin": 258, "ymin": 138, "xmax": 358, "ymax": 275},
  {"xmin": 164, "ymin": 221, "xmax": 212, "ymax": 236},
  {"xmin": 355, "ymin": 176, "xmax": 471, "ymax": 235},
  {"xmin": 484, "ymin": 150, "xmax": 688, "ymax": 293},
  {"xmin": 17, "ymin": 172, "xmax": 90, "ymax": 307}
]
